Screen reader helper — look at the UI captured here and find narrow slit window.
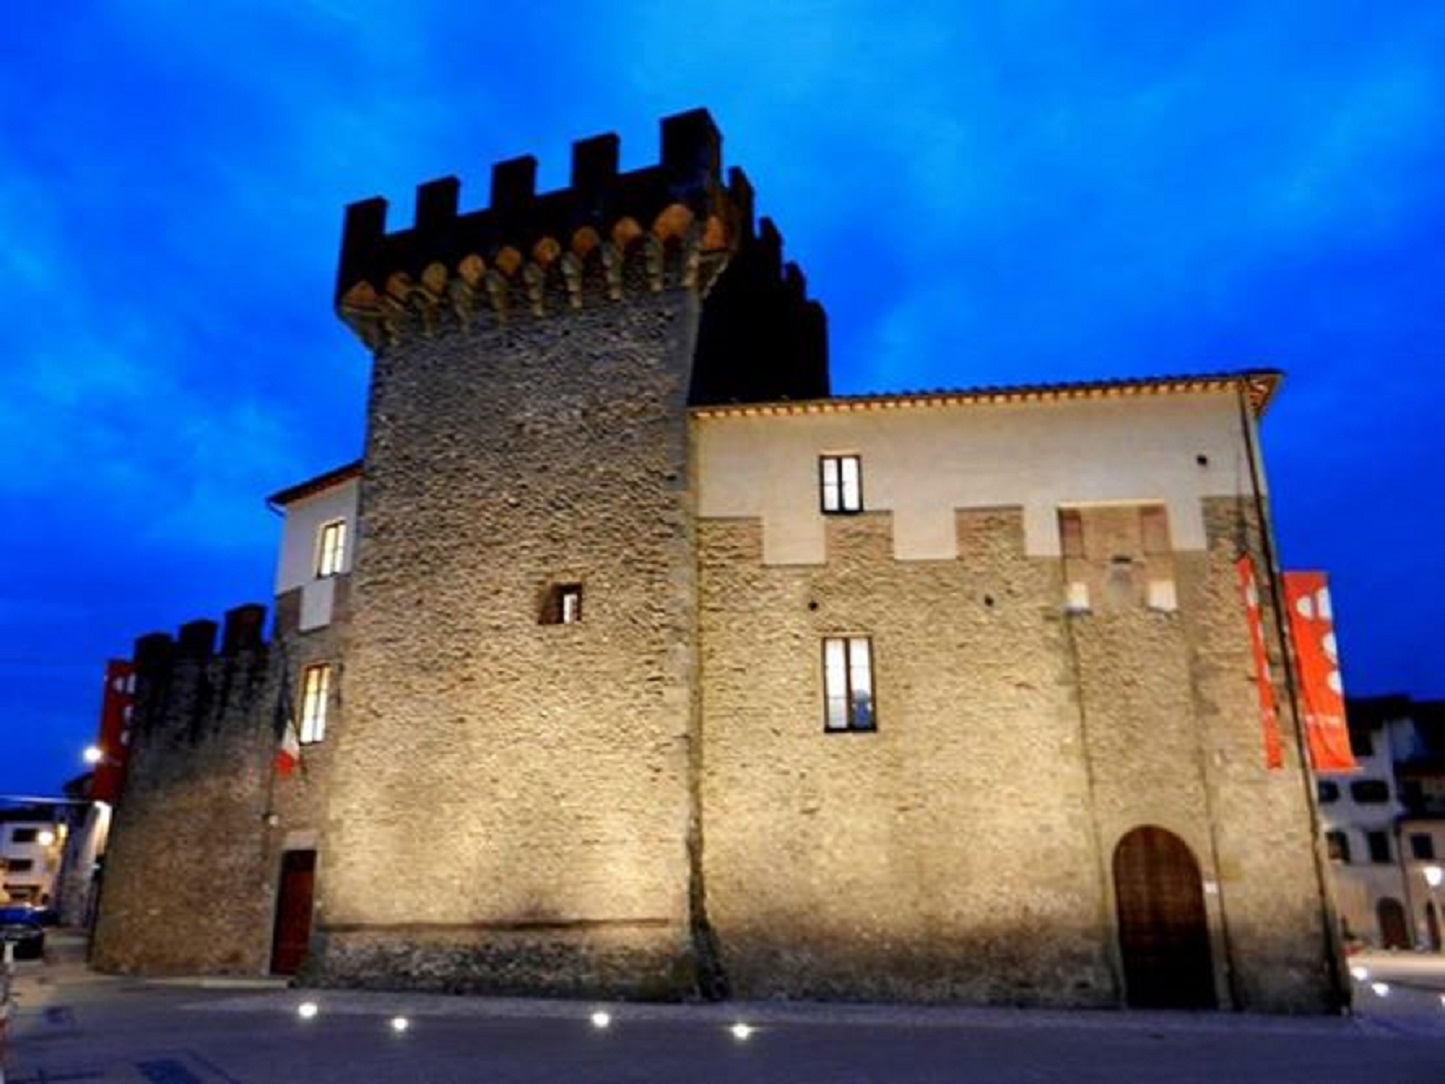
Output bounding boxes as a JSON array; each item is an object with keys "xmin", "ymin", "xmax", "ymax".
[
  {"xmin": 823, "ymin": 636, "xmax": 875, "ymax": 732},
  {"xmin": 299, "ymin": 664, "xmax": 331, "ymax": 744},
  {"xmin": 315, "ymin": 520, "xmax": 347, "ymax": 577},
  {"xmin": 820, "ymin": 455, "xmax": 863, "ymax": 514}
]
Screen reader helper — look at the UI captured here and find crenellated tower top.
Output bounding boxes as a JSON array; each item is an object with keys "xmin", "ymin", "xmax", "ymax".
[{"xmin": 335, "ymin": 108, "xmax": 829, "ymax": 404}]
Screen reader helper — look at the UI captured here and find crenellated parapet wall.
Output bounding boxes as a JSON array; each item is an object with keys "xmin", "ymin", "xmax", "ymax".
[
  {"xmin": 92, "ymin": 603, "xmax": 279, "ymax": 975},
  {"xmin": 335, "ymin": 108, "xmax": 828, "ymax": 404}
]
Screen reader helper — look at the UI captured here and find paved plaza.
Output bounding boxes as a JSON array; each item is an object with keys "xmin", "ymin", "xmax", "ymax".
[{"xmin": 3, "ymin": 938, "xmax": 1442, "ymax": 1083}]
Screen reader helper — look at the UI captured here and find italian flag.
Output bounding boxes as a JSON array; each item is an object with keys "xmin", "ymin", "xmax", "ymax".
[{"xmin": 275, "ymin": 708, "xmax": 301, "ymax": 779}]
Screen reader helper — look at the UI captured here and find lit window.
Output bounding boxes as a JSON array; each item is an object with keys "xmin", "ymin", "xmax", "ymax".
[
  {"xmin": 299, "ymin": 665, "xmax": 331, "ymax": 744},
  {"xmin": 541, "ymin": 583, "xmax": 583, "ymax": 625},
  {"xmin": 819, "ymin": 455, "xmax": 862, "ymax": 514},
  {"xmin": 315, "ymin": 520, "xmax": 347, "ymax": 578},
  {"xmin": 823, "ymin": 636, "xmax": 875, "ymax": 732}
]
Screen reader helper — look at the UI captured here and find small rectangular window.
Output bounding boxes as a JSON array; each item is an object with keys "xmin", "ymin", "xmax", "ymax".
[
  {"xmin": 541, "ymin": 583, "xmax": 583, "ymax": 625},
  {"xmin": 315, "ymin": 520, "xmax": 347, "ymax": 578},
  {"xmin": 1351, "ymin": 779, "xmax": 1390, "ymax": 804},
  {"xmin": 823, "ymin": 636, "xmax": 875, "ymax": 732},
  {"xmin": 10, "ymin": 828, "xmax": 38, "ymax": 844},
  {"xmin": 1058, "ymin": 509, "xmax": 1085, "ymax": 558},
  {"xmin": 1317, "ymin": 780, "xmax": 1340, "ymax": 803},
  {"xmin": 1410, "ymin": 833, "xmax": 1436, "ymax": 860},
  {"xmin": 1326, "ymin": 831, "xmax": 1350, "ymax": 863},
  {"xmin": 1348, "ymin": 728, "xmax": 1374, "ymax": 758},
  {"xmin": 1367, "ymin": 830, "xmax": 1391, "ymax": 864},
  {"xmin": 4, "ymin": 858, "xmax": 34, "ymax": 872},
  {"xmin": 819, "ymin": 455, "xmax": 863, "ymax": 514},
  {"xmin": 299, "ymin": 664, "xmax": 331, "ymax": 744}
]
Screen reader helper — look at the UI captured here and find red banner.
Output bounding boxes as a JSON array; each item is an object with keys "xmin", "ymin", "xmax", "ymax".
[
  {"xmin": 91, "ymin": 659, "xmax": 134, "ymax": 803},
  {"xmin": 1236, "ymin": 556, "xmax": 1283, "ymax": 770},
  {"xmin": 1283, "ymin": 572, "xmax": 1357, "ymax": 773}
]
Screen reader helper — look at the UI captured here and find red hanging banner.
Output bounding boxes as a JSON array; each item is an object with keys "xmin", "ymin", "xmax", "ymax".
[
  {"xmin": 1283, "ymin": 571, "xmax": 1357, "ymax": 774},
  {"xmin": 1236, "ymin": 556, "xmax": 1284, "ymax": 770},
  {"xmin": 91, "ymin": 659, "xmax": 134, "ymax": 803}
]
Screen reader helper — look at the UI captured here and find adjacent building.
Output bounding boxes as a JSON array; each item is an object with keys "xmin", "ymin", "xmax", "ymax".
[
  {"xmin": 1319, "ymin": 695, "xmax": 1445, "ymax": 951},
  {"xmin": 90, "ymin": 110, "xmax": 1346, "ymax": 1012},
  {"xmin": 1, "ymin": 805, "xmax": 65, "ymax": 906}
]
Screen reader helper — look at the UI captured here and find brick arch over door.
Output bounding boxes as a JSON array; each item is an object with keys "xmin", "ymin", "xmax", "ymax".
[{"xmin": 1113, "ymin": 826, "xmax": 1216, "ymax": 1009}]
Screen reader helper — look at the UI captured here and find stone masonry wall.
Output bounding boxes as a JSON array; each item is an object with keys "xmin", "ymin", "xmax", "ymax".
[
  {"xmin": 315, "ymin": 291, "xmax": 706, "ymax": 996},
  {"xmin": 698, "ymin": 499, "xmax": 1339, "ymax": 1010},
  {"xmin": 92, "ymin": 607, "xmax": 276, "ymax": 975},
  {"xmin": 699, "ymin": 510, "xmax": 1116, "ymax": 1005}
]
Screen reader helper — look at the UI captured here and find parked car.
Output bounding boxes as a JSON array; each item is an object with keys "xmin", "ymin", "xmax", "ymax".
[{"xmin": 0, "ymin": 907, "xmax": 45, "ymax": 960}]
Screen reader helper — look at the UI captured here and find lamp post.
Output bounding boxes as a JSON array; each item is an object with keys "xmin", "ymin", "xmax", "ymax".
[{"xmin": 1425, "ymin": 864, "xmax": 1443, "ymax": 952}]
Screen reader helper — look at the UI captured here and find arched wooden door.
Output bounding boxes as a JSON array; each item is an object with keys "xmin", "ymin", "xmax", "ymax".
[
  {"xmin": 1377, "ymin": 897, "xmax": 1409, "ymax": 949},
  {"xmin": 1114, "ymin": 826, "xmax": 1216, "ymax": 1009}
]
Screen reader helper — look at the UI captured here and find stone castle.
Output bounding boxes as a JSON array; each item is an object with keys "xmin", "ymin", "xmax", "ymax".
[{"xmin": 91, "ymin": 110, "xmax": 1346, "ymax": 1012}]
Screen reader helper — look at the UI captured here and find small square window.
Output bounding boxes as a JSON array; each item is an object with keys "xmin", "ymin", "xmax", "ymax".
[
  {"xmin": 315, "ymin": 520, "xmax": 347, "ymax": 578},
  {"xmin": 823, "ymin": 636, "xmax": 875, "ymax": 732},
  {"xmin": 819, "ymin": 455, "xmax": 863, "ymax": 514},
  {"xmin": 1410, "ymin": 833, "xmax": 1435, "ymax": 861},
  {"xmin": 541, "ymin": 583, "xmax": 584, "ymax": 625},
  {"xmin": 1348, "ymin": 728, "xmax": 1374, "ymax": 758},
  {"xmin": 1317, "ymin": 780, "xmax": 1340, "ymax": 803},
  {"xmin": 299, "ymin": 664, "xmax": 331, "ymax": 744},
  {"xmin": 10, "ymin": 828, "xmax": 38, "ymax": 844}
]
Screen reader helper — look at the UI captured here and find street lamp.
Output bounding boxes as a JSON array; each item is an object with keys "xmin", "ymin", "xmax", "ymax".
[
  {"xmin": 1424, "ymin": 864, "xmax": 1443, "ymax": 952},
  {"xmin": 82, "ymin": 745, "xmax": 104, "ymax": 766}
]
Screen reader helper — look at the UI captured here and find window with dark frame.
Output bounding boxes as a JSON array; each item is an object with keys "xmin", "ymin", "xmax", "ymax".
[
  {"xmin": 823, "ymin": 636, "xmax": 875, "ymax": 732},
  {"xmin": 1366, "ymin": 830, "xmax": 1392, "ymax": 864},
  {"xmin": 819, "ymin": 455, "xmax": 863, "ymax": 514},
  {"xmin": 541, "ymin": 583, "xmax": 583, "ymax": 625},
  {"xmin": 10, "ymin": 828, "xmax": 38, "ymax": 844},
  {"xmin": 1348, "ymin": 727, "xmax": 1374, "ymax": 758},
  {"xmin": 1325, "ymin": 830, "xmax": 1350, "ymax": 863},
  {"xmin": 1317, "ymin": 780, "xmax": 1340, "ymax": 803},
  {"xmin": 1351, "ymin": 779, "xmax": 1390, "ymax": 804},
  {"xmin": 299, "ymin": 664, "xmax": 331, "ymax": 744},
  {"xmin": 1410, "ymin": 833, "xmax": 1436, "ymax": 860},
  {"xmin": 315, "ymin": 519, "xmax": 347, "ymax": 578},
  {"xmin": 4, "ymin": 858, "xmax": 34, "ymax": 872}
]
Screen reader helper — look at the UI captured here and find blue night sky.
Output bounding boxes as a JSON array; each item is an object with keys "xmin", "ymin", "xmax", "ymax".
[{"xmin": 1, "ymin": 2, "xmax": 1442, "ymax": 796}]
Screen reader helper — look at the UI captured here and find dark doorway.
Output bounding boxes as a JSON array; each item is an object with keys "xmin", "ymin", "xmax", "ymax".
[
  {"xmin": 1114, "ymin": 826, "xmax": 1216, "ymax": 1009},
  {"xmin": 1377, "ymin": 897, "xmax": 1409, "ymax": 950},
  {"xmin": 270, "ymin": 849, "xmax": 317, "ymax": 975}
]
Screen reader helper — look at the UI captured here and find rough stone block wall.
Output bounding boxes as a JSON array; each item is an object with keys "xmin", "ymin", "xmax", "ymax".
[
  {"xmin": 698, "ymin": 510, "xmax": 1116, "ymax": 1005},
  {"xmin": 698, "ymin": 500, "xmax": 1338, "ymax": 1010},
  {"xmin": 92, "ymin": 612, "xmax": 276, "ymax": 975},
  {"xmin": 316, "ymin": 292, "xmax": 705, "ymax": 995}
]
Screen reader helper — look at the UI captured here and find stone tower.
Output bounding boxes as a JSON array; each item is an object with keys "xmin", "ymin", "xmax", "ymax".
[{"xmin": 316, "ymin": 110, "xmax": 825, "ymax": 994}]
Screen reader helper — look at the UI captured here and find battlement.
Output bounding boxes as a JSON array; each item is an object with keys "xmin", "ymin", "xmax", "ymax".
[
  {"xmin": 337, "ymin": 110, "xmax": 745, "ymax": 343},
  {"xmin": 334, "ymin": 109, "xmax": 829, "ymax": 402},
  {"xmin": 130, "ymin": 604, "xmax": 270, "ymax": 748}
]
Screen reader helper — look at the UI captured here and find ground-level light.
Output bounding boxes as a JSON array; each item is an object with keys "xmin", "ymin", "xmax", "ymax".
[
  {"xmin": 590, "ymin": 1010, "xmax": 611, "ymax": 1029},
  {"xmin": 297, "ymin": 1001, "xmax": 319, "ymax": 1020},
  {"xmin": 1370, "ymin": 982, "xmax": 1390, "ymax": 997},
  {"xmin": 730, "ymin": 1022, "xmax": 754, "ymax": 1040},
  {"xmin": 1349, "ymin": 965, "xmax": 1368, "ymax": 981},
  {"xmin": 390, "ymin": 1016, "xmax": 410, "ymax": 1033}
]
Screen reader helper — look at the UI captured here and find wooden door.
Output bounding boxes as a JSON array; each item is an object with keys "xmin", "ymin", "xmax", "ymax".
[
  {"xmin": 1114, "ymin": 827, "xmax": 1216, "ymax": 1009},
  {"xmin": 270, "ymin": 850, "xmax": 316, "ymax": 975},
  {"xmin": 1377, "ymin": 897, "xmax": 1409, "ymax": 950}
]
